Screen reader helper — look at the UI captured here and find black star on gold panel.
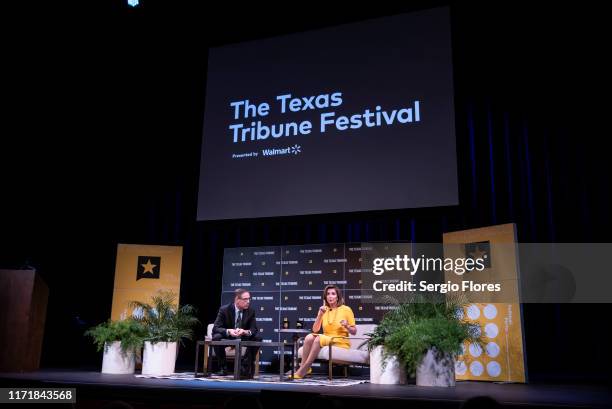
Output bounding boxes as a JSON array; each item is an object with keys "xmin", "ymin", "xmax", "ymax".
[
  {"xmin": 464, "ymin": 241, "xmax": 491, "ymax": 268},
  {"xmin": 136, "ymin": 256, "xmax": 161, "ymax": 280}
]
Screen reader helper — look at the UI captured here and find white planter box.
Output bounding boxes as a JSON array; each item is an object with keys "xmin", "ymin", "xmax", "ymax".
[
  {"xmin": 369, "ymin": 346, "xmax": 407, "ymax": 384},
  {"xmin": 142, "ymin": 341, "xmax": 177, "ymax": 376},
  {"xmin": 416, "ymin": 348, "xmax": 455, "ymax": 387},
  {"xmin": 101, "ymin": 341, "xmax": 136, "ymax": 374}
]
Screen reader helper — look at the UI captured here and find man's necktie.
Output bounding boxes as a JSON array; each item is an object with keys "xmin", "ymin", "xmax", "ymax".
[{"xmin": 235, "ymin": 311, "xmax": 242, "ymax": 329}]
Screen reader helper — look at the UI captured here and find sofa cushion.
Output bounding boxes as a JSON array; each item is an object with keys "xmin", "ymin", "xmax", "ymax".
[{"xmin": 298, "ymin": 345, "xmax": 369, "ymax": 364}]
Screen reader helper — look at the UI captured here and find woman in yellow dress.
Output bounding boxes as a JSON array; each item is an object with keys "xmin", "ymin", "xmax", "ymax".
[{"xmin": 293, "ymin": 284, "xmax": 356, "ymax": 379}]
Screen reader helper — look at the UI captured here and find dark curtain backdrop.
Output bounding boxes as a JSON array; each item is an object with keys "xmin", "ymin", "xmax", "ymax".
[{"xmin": 1, "ymin": 1, "xmax": 609, "ymax": 383}]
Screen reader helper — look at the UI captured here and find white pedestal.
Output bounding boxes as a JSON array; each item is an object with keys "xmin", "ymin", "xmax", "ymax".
[
  {"xmin": 101, "ymin": 341, "xmax": 135, "ymax": 374},
  {"xmin": 416, "ymin": 348, "xmax": 455, "ymax": 387},
  {"xmin": 142, "ymin": 341, "xmax": 177, "ymax": 376},
  {"xmin": 369, "ymin": 346, "xmax": 407, "ymax": 384}
]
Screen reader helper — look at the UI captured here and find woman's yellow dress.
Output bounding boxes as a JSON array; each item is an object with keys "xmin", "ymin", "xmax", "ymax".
[{"xmin": 316, "ymin": 305, "xmax": 356, "ymax": 348}]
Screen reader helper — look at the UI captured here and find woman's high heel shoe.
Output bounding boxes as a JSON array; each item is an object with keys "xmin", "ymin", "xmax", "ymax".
[{"xmin": 289, "ymin": 366, "xmax": 312, "ymax": 379}]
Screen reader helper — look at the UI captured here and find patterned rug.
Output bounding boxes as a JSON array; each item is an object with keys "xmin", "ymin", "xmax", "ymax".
[{"xmin": 136, "ymin": 372, "xmax": 368, "ymax": 387}]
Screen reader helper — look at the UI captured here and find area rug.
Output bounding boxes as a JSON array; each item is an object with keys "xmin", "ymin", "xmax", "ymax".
[{"xmin": 136, "ymin": 372, "xmax": 368, "ymax": 387}]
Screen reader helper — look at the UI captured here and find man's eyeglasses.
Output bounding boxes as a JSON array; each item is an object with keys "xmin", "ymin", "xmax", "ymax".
[{"xmin": 239, "ymin": 297, "xmax": 251, "ymax": 302}]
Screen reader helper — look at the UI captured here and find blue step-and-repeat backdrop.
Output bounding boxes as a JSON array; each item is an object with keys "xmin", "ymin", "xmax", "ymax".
[{"xmin": 221, "ymin": 243, "xmax": 395, "ymax": 370}]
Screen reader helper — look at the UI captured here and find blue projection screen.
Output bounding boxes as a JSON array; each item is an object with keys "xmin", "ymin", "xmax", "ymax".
[{"xmin": 198, "ymin": 7, "xmax": 458, "ymax": 221}]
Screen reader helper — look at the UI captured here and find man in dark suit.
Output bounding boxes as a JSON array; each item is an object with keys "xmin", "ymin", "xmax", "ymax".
[{"xmin": 212, "ymin": 288, "xmax": 260, "ymax": 378}]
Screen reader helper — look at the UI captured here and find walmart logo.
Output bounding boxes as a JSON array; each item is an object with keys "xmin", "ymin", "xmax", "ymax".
[{"xmin": 262, "ymin": 145, "xmax": 302, "ymax": 157}]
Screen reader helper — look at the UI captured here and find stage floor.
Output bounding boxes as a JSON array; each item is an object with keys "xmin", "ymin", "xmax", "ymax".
[{"xmin": 1, "ymin": 369, "xmax": 611, "ymax": 408}]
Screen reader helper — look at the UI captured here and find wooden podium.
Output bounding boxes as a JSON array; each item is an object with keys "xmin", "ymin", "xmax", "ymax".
[{"xmin": 0, "ymin": 269, "xmax": 49, "ymax": 372}]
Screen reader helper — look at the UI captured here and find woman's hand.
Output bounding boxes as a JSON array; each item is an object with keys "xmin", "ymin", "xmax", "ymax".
[
  {"xmin": 318, "ymin": 305, "xmax": 328, "ymax": 315},
  {"xmin": 340, "ymin": 319, "xmax": 348, "ymax": 328}
]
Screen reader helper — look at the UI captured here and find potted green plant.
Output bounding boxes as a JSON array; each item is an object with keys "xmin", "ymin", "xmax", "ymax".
[
  {"xmin": 85, "ymin": 318, "xmax": 146, "ymax": 374},
  {"xmin": 130, "ymin": 290, "xmax": 200, "ymax": 375},
  {"xmin": 367, "ymin": 294, "xmax": 481, "ymax": 386}
]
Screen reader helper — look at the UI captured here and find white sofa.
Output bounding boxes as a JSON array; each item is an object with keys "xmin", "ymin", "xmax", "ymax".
[{"xmin": 297, "ymin": 324, "xmax": 376, "ymax": 380}]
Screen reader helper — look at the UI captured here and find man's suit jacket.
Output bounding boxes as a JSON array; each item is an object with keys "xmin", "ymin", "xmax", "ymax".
[{"xmin": 212, "ymin": 303, "xmax": 258, "ymax": 338}]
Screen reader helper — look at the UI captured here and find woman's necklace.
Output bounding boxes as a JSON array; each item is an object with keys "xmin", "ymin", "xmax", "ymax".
[{"xmin": 327, "ymin": 305, "xmax": 337, "ymax": 325}]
